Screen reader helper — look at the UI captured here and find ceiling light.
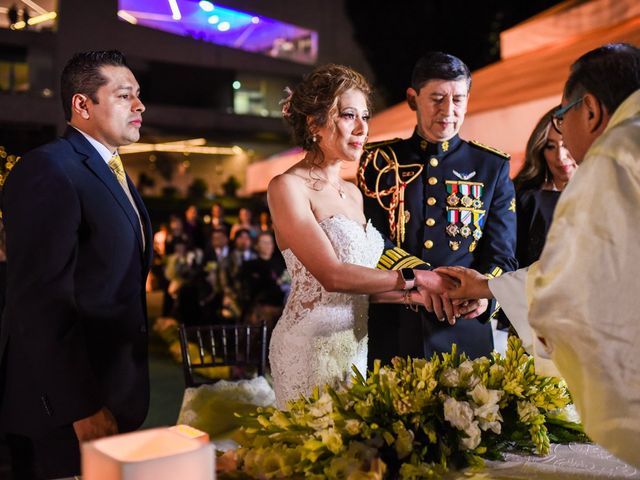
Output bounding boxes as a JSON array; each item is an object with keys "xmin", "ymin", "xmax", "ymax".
[
  {"xmin": 232, "ymin": 81, "xmax": 241, "ymax": 90},
  {"xmin": 199, "ymin": 1, "xmax": 215, "ymax": 12},
  {"xmin": 168, "ymin": 0, "xmax": 181, "ymax": 20},
  {"xmin": 118, "ymin": 10, "xmax": 138, "ymax": 24},
  {"xmin": 218, "ymin": 21, "xmax": 230, "ymax": 32},
  {"xmin": 208, "ymin": 15, "xmax": 219, "ymax": 24},
  {"xmin": 251, "ymin": 16, "xmax": 260, "ymax": 24}
]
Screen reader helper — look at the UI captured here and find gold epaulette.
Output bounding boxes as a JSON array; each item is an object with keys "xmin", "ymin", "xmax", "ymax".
[
  {"xmin": 376, "ymin": 246, "xmax": 429, "ymax": 271},
  {"xmin": 363, "ymin": 137, "xmax": 402, "ymax": 151},
  {"xmin": 469, "ymin": 140, "xmax": 510, "ymax": 159}
]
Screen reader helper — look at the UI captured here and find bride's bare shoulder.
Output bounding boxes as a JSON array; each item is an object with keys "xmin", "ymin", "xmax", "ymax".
[{"xmin": 268, "ymin": 165, "xmax": 310, "ymax": 195}]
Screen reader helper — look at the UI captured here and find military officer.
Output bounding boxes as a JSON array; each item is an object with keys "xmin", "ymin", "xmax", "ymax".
[{"xmin": 359, "ymin": 51, "xmax": 517, "ymax": 366}]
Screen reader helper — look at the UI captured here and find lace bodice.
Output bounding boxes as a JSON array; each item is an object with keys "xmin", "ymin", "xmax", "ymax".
[{"xmin": 269, "ymin": 215, "xmax": 384, "ymax": 408}]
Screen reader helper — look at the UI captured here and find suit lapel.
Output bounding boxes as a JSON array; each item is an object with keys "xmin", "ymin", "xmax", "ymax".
[
  {"xmin": 127, "ymin": 176, "xmax": 153, "ymax": 268},
  {"xmin": 64, "ymin": 128, "xmax": 145, "ymax": 254}
]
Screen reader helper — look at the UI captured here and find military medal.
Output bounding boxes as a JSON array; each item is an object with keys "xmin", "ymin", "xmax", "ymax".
[
  {"xmin": 446, "ymin": 209, "xmax": 459, "ymax": 237},
  {"xmin": 460, "ymin": 210, "xmax": 472, "ymax": 237},
  {"xmin": 460, "ymin": 183, "xmax": 473, "ymax": 207},
  {"xmin": 446, "ymin": 182, "xmax": 460, "ymax": 206},
  {"xmin": 472, "ymin": 210, "xmax": 485, "ymax": 242},
  {"xmin": 471, "ymin": 184, "xmax": 484, "ymax": 209},
  {"xmin": 449, "ymin": 241, "xmax": 460, "ymax": 251}
]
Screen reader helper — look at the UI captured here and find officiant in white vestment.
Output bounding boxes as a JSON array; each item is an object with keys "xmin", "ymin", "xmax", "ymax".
[{"xmin": 438, "ymin": 43, "xmax": 640, "ymax": 468}]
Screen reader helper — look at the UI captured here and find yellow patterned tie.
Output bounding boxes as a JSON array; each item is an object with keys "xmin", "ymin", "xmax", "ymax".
[{"xmin": 108, "ymin": 153, "xmax": 127, "ymax": 187}]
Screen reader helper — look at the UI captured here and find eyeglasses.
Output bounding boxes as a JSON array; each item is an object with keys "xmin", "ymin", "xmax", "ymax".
[{"xmin": 552, "ymin": 97, "xmax": 584, "ymax": 132}]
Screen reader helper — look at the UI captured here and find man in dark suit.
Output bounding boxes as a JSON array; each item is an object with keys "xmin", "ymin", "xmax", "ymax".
[
  {"xmin": 359, "ymin": 52, "xmax": 518, "ymax": 367},
  {"xmin": 0, "ymin": 50, "xmax": 152, "ymax": 479}
]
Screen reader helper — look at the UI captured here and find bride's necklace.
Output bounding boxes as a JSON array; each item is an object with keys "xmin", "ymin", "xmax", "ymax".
[
  {"xmin": 311, "ymin": 168, "xmax": 346, "ymax": 198},
  {"xmin": 325, "ymin": 177, "xmax": 346, "ymax": 199},
  {"xmin": 306, "ymin": 155, "xmax": 346, "ymax": 199}
]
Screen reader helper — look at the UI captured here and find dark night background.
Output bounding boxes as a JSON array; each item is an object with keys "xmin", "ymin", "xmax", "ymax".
[{"xmin": 345, "ymin": 0, "xmax": 565, "ymax": 104}]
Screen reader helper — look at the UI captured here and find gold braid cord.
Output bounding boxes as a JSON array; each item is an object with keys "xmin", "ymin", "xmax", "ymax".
[{"xmin": 358, "ymin": 146, "xmax": 423, "ymax": 247}]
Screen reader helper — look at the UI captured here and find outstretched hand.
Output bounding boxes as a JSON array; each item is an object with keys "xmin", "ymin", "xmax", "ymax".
[{"xmin": 435, "ymin": 266, "xmax": 494, "ymax": 300}]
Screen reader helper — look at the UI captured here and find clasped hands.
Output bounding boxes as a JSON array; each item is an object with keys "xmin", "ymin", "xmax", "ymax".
[{"xmin": 412, "ymin": 268, "xmax": 490, "ymax": 325}]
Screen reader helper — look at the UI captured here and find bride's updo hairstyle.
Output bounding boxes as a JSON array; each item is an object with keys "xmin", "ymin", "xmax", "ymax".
[{"xmin": 281, "ymin": 64, "xmax": 371, "ymax": 152}]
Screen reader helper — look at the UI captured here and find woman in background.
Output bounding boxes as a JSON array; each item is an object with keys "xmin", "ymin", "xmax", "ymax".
[{"xmin": 512, "ymin": 108, "xmax": 578, "ymax": 267}]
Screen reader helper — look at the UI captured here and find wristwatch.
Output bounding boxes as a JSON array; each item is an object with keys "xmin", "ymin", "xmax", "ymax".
[{"xmin": 400, "ymin": 268, "xmax": 415, "ymax": 290}]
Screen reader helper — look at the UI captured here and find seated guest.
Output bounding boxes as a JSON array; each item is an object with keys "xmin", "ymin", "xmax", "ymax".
[
  {"xmin": 219, "ymin": 229, "xmax": 257, "ymax": 321},
  {"xmin": 164, "ymin": 214, "xmax": 189, "ymax": 256},
  {"xmin": 258, "ymin": 211, "xmax": 273, "ymax": 233},
  {"xmin": 184, "ymin": 204, "xmax": 206, "ymax": 250},
  {"xmin": 238, "ymin": 232, "xmax": 286, "ymax": 326},
  {"xmin": 230, "ymin": 207, "xmax": 258, "ymax": 240},
  {"xmin": 203, "ymin": 227, "xmax": 230, "ymax": 265},
  {"xmin": 208, "ymin": 202, "xmax": 231, "ymax": 233},
  {"xmin": 513, "ymin": 108, "xmax": 578, "ymax": 267}
]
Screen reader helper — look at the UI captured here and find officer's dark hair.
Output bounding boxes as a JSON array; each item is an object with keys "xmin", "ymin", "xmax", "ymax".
[
  {"xmin": 282, "ymin": 64, "xmax": 371, "ymax": 153},
  {"xmin": 61, "ymin": 50, "xmax": 129, "ymax": 121},
  {"xmin": 411, "ymin": 52, "xmax": 472, "ymax": 93},
  {"xmin": 564, "ymin": 43, "xmax": 640, "ymax": 115}
]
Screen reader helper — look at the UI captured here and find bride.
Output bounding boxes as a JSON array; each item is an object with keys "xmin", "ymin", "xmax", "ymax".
[{"xmin": 268, "ymin": 64, "xmax": 453, "ymax": 408}]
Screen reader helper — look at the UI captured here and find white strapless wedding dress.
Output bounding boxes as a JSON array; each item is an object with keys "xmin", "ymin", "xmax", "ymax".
[{"xmin": 269, "ymin": 215, "xmax": 384, "ymax": 408}]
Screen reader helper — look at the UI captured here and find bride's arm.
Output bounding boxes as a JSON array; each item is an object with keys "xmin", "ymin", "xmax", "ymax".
[
  {"xmin": 370, "ymin": 290, "xmax": 421, "ymax": 304},
  {"xmin": 269, "ymin": 174, "xmax": 449, "ymax": 295}
]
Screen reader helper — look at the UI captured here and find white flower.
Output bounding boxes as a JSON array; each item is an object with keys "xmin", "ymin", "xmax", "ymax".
[
  {"xmin": 468, "ymin": 384, "xmax": 503, "ymax": 434},
  {"xmin": 457, "ymin": 360, "xmax": 481, "ymax": 388},
  {"xmin": 458, "ymin": 360, "xmax": 475, "ymax": 377},
  {"xmin": 344, "ymin": 419, "xmax": 362, "ymax": 436},
  {"xmin": 460, "ymin": 421, "xmax": 482, "ymax": 450},
  {"xmin": 443, "ymin": 396, "xmax": 474, "ymax": 431},
  {"xmin": 308, "ymin": 392, "xmax": 334, "ymax": 429},
  {"xmin": 547, "ymin": 403, "xmax": 581, "ymax": 424},
  {"xmin": 517, "ymin": 400, "xmax": 540, "ymax": 423},
  {"xmin": 469, "ymin": 383, "xmax": 502, "ymax": 407},
  {"xmin": 441, "ymin": 368, "xmax": 460, "ymax": 387}
]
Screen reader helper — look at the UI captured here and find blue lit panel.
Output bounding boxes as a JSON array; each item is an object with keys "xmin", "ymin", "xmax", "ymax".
[{"xmin": 117, "ymin": 0, "xmax": 318, "ymax": 65}]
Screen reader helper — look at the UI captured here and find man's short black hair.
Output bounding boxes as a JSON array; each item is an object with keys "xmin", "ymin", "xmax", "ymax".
[
  {"xmin": 60, "ymin": 50, "xmax": 128, "ymax": 121},
  {"xmin": 411, "ymin": 52, "xmax": 471, "ymax": 92},
  {"xmin": 564, "ymin": 43, "xmax": 640, "ymax": 115}
]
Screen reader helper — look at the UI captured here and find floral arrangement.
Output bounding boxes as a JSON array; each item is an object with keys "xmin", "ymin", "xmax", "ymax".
[{"xmin": 223, "ymin": 337, "xmax": 587, "ymax": 479}]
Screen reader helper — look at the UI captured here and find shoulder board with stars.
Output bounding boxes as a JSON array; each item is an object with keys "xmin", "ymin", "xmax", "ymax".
[
  {"xmin": 364, "ymin": 138, "xmax": 402, "ymax": 151},
  {"xmin": 468, "ymin": 140, "xmax": 510, "ymax": 159}
]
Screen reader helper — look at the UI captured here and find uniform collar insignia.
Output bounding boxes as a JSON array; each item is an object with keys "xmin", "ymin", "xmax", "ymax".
[{"xmin": 410, "ymin": 130, "xmax": 461, "ymax": 156}]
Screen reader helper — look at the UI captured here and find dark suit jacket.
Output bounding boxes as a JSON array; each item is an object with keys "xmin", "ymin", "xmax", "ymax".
[{"xmin": 0, "ymin": 128, "xmax": 153, "ymax": 438}]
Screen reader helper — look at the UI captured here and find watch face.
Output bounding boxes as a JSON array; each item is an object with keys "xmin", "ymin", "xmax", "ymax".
[{"xmin": 401, "ymin": 268, "xmax": 415, "ymax": 281}]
